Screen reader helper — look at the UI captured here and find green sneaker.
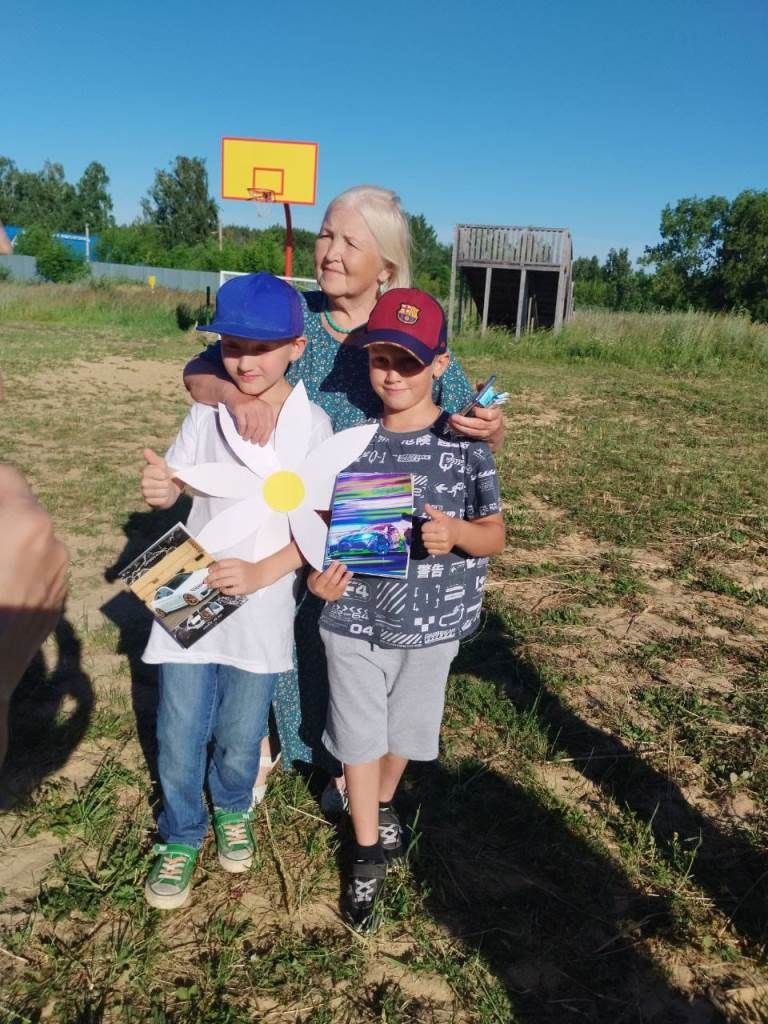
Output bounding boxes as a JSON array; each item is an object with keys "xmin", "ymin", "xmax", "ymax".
[
  {"xmin": 213, "ymin": 809, "xmax": 255, "ymax": 873},
  {"xmin": 144, "ymin": 843, "xmax": 198, "ymax": 910}
]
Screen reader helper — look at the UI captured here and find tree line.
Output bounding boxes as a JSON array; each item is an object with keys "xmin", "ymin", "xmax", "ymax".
[
  {"xmin": 574, "ymin": 191, "xmax": 768, "ymax": 322},
  {"xmin": 2, "ymin": 154, "xmax": 766, "ymax": 320},
  {"xmin": 0, "ymin": 154, "xmax": 452, "ymax": 296}
]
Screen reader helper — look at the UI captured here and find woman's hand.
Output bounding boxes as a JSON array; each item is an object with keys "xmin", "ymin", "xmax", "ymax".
[
  {"xmin": 226, "ymin": 392, "xmax": 276, "ymax": 446},
  {"xmin": 182, "ymin": 357, "xmax": 276, "ymax": 446},
  {"xmin": 448, "ymin": 405, "xmax": 505, "ymax": 449},
  {"xmin": 448, "ymin": 381, "xmax": 506, "ymax": 452},
  {"xmin": 307, "ymin": 561, "xmax": 352, "ymax": 601},
  {"xmin": 206, "ymin": 558, "xmax": 269, "ymax": 596}
]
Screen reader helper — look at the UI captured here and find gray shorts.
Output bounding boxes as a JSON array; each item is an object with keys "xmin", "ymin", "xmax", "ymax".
[{"xmin": 320, "ymin": 628, "xmax": 460, "ymax": 764}]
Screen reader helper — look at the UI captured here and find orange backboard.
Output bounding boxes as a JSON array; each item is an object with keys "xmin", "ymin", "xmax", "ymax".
[{"xmin": 221, "ymin": 137, "xmax": 318, "ymax": 205}]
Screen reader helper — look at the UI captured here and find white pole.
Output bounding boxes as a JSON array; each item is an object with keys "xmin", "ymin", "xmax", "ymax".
[{"xmin": 85, "ymin": 222, "xmax": 90, "ymax": 262}]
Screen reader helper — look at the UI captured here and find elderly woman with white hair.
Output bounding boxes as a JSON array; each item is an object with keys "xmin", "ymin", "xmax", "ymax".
[{"xmin": 183, "ymin": 185, "xmax": 504, "ymax": 804}]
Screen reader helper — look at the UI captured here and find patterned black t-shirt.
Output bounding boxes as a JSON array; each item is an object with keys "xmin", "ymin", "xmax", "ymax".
[{"xmin": 319, "ymin": 413, "xmax": 502, "ymax": 649}]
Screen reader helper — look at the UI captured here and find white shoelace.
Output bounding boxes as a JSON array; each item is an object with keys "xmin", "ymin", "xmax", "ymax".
[
  {"xmin": 379, "ymin": 823, "xmax": 401, "ymax": 846},
  {"xmin": 157, "ymin": 855, "xmax": 188, "ymax": 881},
  {"xmin": 222, "ymin": 821, "xmax": 249, "ymax": 846},
  {"xmin": 353, "ymin": 879, "xmax": 379, "ymax": 902}
]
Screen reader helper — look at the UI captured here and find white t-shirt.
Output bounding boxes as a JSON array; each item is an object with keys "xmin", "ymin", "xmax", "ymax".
[{"xmin": 142, "ymin": 399, "xmax": 333, "ymax": 674}]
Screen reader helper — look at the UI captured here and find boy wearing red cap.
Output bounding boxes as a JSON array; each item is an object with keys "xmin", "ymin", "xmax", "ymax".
[{"xmin": 308, "ymin": 288, "xmax": 505, "ymax": 929}]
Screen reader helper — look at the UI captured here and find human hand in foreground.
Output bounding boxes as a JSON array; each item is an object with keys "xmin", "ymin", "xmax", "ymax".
[
  {"xmin": 0, "ymin": 465, "xmax": 70, "ymax": 766},
  {"xmin": 141, "ymin": 449, "xmax": 180, "ymax": 509},
  {"xmin": 226, "ymin": 392, "xmax": 276, "ymax": 446},
  {"xmin": 307, "ymin": 561, "xmax": 352, "ymax": 601},
  {"xmin": 421, "ymin": 504, "xmax": 461, "ymax": 556},
  {"xmin": 206, "ymin": 558, "xmax": 270, "ymax": 596},
  {"xmin": 448, "ymin": 380, "xmax": 505, "ymax": 451}
]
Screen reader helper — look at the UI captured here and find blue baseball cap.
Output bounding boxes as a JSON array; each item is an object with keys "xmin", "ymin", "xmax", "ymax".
[{"xmin": 197, "ymin": 272, "xmax": 304, "ymax": 341}]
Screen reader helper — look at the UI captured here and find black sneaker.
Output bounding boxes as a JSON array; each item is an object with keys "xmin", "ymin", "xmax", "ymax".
[
  {"xmin": 341, "ymin": 859, "xmax": 387, "ymax": 931},
  {"xmin": 378, "ymin": 805, "xmax": 404, "ymax": 862}
]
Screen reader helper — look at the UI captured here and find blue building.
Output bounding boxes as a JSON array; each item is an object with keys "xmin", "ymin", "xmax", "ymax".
[{"xmin": 5, "ymin": 225, "xmax": 100, "ymax": 260}]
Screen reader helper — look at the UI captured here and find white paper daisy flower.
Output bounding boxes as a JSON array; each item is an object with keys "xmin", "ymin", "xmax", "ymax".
[{"xmin": 171, "ymin": 382, "xmax": 377, "ymax": 570}]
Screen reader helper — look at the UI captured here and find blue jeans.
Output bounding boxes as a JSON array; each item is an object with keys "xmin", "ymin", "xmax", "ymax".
[{"xmin": 156, "ymin": 662, "xmax": 277, "ymax": 846}]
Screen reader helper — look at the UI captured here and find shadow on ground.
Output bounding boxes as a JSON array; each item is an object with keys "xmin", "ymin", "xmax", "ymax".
[
  {"xmin": 471, "ymin": 610, "xmax": 768, "ymax": 948},
  {"xmin": 397, "ymin": 607, "xmax": 768, "ymax": 1021},
  {"xmin": 0, "ymin": 615, "xmax": 94, "ymax": 809},
  {"xmin": 102, "ymin": 504, "xmax": 192, "ymax": 792}
]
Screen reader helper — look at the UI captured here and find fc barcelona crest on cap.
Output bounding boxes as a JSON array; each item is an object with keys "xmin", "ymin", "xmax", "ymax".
[
  {"xmin": 352, "ymin": 287, "xmax": 447, "ymax": 365},
  {"xmin": 397, "ymin": 303, "xmax": 420, "ymax": 325}
]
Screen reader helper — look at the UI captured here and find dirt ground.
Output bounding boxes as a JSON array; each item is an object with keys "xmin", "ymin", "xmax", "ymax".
[{"xmin": 2, "ymin": 342, "xmax": 767, "ymax": 1023}]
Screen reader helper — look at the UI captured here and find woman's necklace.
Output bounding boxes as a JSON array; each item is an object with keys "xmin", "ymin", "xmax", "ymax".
[{"xmin": 323, "ymin": 304, "xmax": 365, "ymax": 335}]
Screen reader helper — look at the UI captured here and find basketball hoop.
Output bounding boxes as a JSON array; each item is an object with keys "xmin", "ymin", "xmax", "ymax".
[{"xmin": 247, "ymin": 187, "xmax": 276, "ymax": 202}]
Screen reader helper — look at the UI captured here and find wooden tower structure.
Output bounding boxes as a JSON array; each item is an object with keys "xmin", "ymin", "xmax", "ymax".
[{"xmin": 448, "ymin": 224, "xmax": 573, "ymax": 337}]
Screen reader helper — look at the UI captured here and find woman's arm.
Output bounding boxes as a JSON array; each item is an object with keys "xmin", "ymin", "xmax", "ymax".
[{"xmin": 183, "ymin": 343, "xmax": 276, "ymax": 445}]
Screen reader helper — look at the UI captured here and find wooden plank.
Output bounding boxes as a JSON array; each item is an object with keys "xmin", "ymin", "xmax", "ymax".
[
  {"xmin": 447, "ymin": 225, "xmax": 458, "ymax": 340},
  {"xmin": 481, "ymin": 266, "xmax": 492, "ymax": 336},
  {"xmin": 453, "ymin": 226, "xmax": 572, "ymax": 270},
  {"xmin": 515, "ymin": 268, "xmax": 527, "ymax": 338},
  {"xmin": 553, "ymin": 267, "xmax": 566, "ymax": 332}
]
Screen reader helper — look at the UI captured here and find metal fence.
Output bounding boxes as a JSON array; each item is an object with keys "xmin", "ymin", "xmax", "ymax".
[
  {"xmin": 0, "ymin": 254, "xmax": 220, "ymax": 292},
  {"xmin": 89, "ymin": 262, "xmax": 220, "ymax": 291},
  {"xmin": 0, "ymin": 254, "xmax": 38, "ymax": 281}
]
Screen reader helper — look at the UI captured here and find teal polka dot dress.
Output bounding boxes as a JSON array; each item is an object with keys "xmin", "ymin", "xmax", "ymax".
[{"xmin": 200, "ymin": 291, "xmax": 475, "ymax": 768}]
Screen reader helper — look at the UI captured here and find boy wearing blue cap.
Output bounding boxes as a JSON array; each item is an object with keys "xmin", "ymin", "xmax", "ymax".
[{"xmin": 139, "ymin": 272, "xmax": 332, "ymax": 909}]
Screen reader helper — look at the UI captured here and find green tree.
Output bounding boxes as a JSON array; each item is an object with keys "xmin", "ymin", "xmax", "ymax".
[
  {"xmin": 15, "ymin": 224, "xmax": 88, "ymax": 282},
  {"xmin": 141, "ymin": 156, "xmax": 219, "ymax": 248},
  {"xmin": 572, "ymin": 255, "xmax": 602, "ymax": 281},
  {"xmin": 409, "ymin": 213, "xmax": 451, "ymax": 296},
  {"xmin": 96, "ymin": 222, "xmax": 164, "ymax": 264},
  {"xmin": 642, "ymin": 195, "xmax": 728, "ymax": 309},
  {"xmin": 604, "ymin": 248, "xmax": 635, "ymax": 309},
  {"xmin": 721, "ymin": 190, "xmax": 768, "ymax": 322},
  {"xmin": 573, "ymin": 250, "xmax": 652, "ymax": 311},
  {"xmin": 75, "ymin": 161, "xmax": 114, "ymax": 232},
  {"xmin": 0, "ymin": 158, "xmax": 79, "ymax": 231},
  {"xmin": 0, "ymin": 157, "xmax": 17, "ymax": 224},
  {"xmin": 573, "ymin": 255, "xmax": 609, "ymax": 307}
]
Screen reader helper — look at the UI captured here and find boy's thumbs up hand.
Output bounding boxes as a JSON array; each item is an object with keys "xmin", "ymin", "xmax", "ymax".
[
  {"xmin": 141, "ymin": 448, "xmax": 178, "ymax": 508},
  {"xmin": 421, "ymin": 503, "xmax": 459, "ymax": 556}
]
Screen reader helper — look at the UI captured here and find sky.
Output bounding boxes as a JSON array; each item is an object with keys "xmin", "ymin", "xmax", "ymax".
[{"xmin": 3, "ymin": 0, "xmax": 766, "ymax": 261}]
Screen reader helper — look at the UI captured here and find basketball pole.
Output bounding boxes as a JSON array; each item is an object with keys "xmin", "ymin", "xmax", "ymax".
[{"xmin": 283, "ymin": 203, "xmax": 293, "ymax": 278}]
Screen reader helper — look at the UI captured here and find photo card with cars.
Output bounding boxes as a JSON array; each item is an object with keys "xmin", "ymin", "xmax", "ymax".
[
  {"xmin": 323, "ymin": 472, "xmax": 413, "ymax": 579},
  {"xmin": 118, "ymin": 523, "xmax": 246, "ymax": 648}
]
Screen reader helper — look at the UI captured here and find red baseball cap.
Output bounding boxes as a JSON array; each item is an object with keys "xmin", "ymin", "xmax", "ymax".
[{"xmin": 350, "ymin": 288, "xmax": 447, "ymax": 365}]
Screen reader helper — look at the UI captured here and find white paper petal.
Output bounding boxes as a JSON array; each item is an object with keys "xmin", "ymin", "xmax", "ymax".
[
  {"xmin": 250, "ymin": 512, "xmax": 292, "ymax": 600},
  {"xmin": 173, "ymin": 463, "xmax": 259, "ymax": 499},
  {"xmin": 300, "ymin": 423, "xmax": 379, "ymax": 509},
  {"xmin": 251, "ymin": 510, "xmax": 290, "ymax": 562},
  {"xmin": 217, "ymin": 403, "xmax": 280, "ymax": 477},
  {"xmin": 288, "ymin": 504, "xmax": 329, "ymax": 571},
  {"xmin": 194, "ymin": 494, "xmax": 269, "ymax": 554},
  {"xmin": 274, "ymin": 380, "xmax": 311, "ymax": 471}
]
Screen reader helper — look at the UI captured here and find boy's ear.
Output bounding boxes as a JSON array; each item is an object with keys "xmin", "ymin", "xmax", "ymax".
[
  {"xmin": 431, "ymin": 352, "xmax": 450, "ymax": 379},
  {"xmin": 289, "ymin": 335, "xmax": 307, "ymax": 362}
]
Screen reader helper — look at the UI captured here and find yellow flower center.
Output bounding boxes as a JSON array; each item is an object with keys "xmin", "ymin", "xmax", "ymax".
[{"xmin": 263, "ymin": 470, "xmax": 305, "ymax": 513}]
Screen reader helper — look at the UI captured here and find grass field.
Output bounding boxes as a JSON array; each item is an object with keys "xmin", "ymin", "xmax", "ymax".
[{"xmin": 0, "ymin": 281, "xmax": 767, "ymax": 1023}]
